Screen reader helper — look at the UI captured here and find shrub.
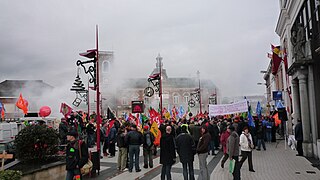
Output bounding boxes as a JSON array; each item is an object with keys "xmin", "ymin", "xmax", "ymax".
[
  {"xmin": 14, "ymin": 125, "xmax": 59, "ymax": 162},
  {"xmin": 0, "ymin": 170, "xmax": 22, "ymax": 180}
]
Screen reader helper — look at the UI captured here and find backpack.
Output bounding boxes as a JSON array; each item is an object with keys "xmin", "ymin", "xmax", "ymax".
[{"xmin": 146, "ymin": 133, "xmax": 152, "ymax": 147}]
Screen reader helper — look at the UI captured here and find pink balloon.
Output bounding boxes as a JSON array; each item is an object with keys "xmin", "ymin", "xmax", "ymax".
[{"xmin": 39, "ymin": 106, "xmax": 51, "ymax": 117}]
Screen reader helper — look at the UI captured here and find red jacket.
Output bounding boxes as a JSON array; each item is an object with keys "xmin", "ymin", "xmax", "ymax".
[{"xmin": 220, "ymin": 130, "xmax": 230, "ymax": 154}]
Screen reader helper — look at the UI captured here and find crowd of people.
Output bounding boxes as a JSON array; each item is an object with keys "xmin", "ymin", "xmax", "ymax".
[{"xmin": 60, "ymin": 110, "xmax": 281, "ymax": 180}]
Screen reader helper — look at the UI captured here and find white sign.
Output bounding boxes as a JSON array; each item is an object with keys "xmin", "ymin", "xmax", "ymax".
[{"xmin": 209, "ymin": 100, "xmax": 248, "ymax": 116}]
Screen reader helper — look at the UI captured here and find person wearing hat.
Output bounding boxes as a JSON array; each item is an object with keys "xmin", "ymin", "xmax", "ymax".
[
  {"xmin": 239, "ymin": 126, "xmax": 255, "ymax": 172},
  {"xmin": 125, "ymin": 124, "xmax": 143, "ymax": 172},
  {"xmin": 142, "ymin": 125, "xmax": 155, "ymax": 169},
  {"xmin": 227, "ymin": 124, "xmax": 240, "ymax": 180},
  {"xmin": 65, "ymin": 129, "xmax": 89, "ymax": 180},
  {"xmin": 59, "ymin": 117, "xmax": 69, "ymax": 145}
]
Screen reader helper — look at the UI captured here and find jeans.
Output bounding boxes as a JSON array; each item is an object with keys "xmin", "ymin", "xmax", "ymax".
[
  {"xmin": 198, "ymin": 153, "xmax": 209, "ymax": 180},
  {"xmin": 266, "ymin": 129, "xmax": 272, "ymax": 142},
  {"xmin": 256, "ymin": 139, "xmax": 266, "ymax": 150},
  {"xmin": 208, "ymin": 140, "xmax": 215, "ymax": 154},
  {"xmin": 143, "ymin": 147, "xmax": 153, "ymax": 167},
  {"xmin": 161, "ymin": 164, "xmax": 172, "ymax": 180},
  {"xmin": 129, "ymin": 145, "xmax": 140, "ymax": 171},
  {"xmin": 109, "ymin": 142, "xmax": 116, "ymax": 156},
  {"xmin": 66, "ymin": 169, "xmax": 81, "ymax": 180},
  {"xmin": 182, "ymin": 162, "xmax": 195, "ymax": 180}
]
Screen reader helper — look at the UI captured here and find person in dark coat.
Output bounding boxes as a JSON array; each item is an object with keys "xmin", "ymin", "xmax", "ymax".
[
  {"xmin": 228, "ymin": 125, "xmax": 240, "ymax": 180},
  {"xmin": 189, "ymin": 121, "xmax": 201, "ymax": 148},
  {"xmin": 59, "ymin": 117, "xmax": 69, "ymax": 145},
  {"xmin": 294, "ymin": 119, "xmax": 303, "ymax": 156},
  {"xmin": 176, "ymin": 124, "xmax": 195, "ymax": 180},
  {"xmin": 65, "ymin": 129, "xmax": 89, "ymax": 180},
  {"xmin": 256, "ymin": 122, "xmax": 266, "ymax": 151},
  {"xmin": 108, "ymin": 123, "xmax": 117, "ymax": 157},
  {"xmin": 160, "ymin": 125, "xmax": 176, "ymax": 180},
  {"xmin": 143, "ymin": 125, "xmax": 155, "ymax": 169},
  {"xmin": 196, "ymin": 126, "xmax": 211, "ymax": 180},
  {"xmin": 126, "ymin": 124, "xmax": 143, "ymax": 172}
]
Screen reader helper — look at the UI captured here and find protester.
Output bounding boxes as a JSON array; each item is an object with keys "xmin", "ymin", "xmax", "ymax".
[
  {"xmin": 196, "ymin": 126, "xmax": 211, "ymax": 180},
  {"xmin": 160, "ymin": 125, "xmax": 176, "ymax": 180},
  {"xmin": 86, "ymin": 118, "xmax": 95, "ymax": 148},
  {"xmin": 176, "ymin": 125, "xmax": 195, "ymax": 180},
  {"xmin": 220, "ymin": 125, "xmax": 230, "ymax": 168},
  {"xmin": 143, "ymin": 125, "xmax": 155, "ymax": 169},
  {"xmin": 294, "ymin": 119, "xmax": 303, "ymax": 156},
  {"xmin": 59, "ymin": 117, "xmax": 69, "ymax": 145},
  {"xmin": 239, "ymin": 126, "xmax": 255, "ymax": 172},
  {"xmin": 117, "ymin": 125, "xmax": 128, "ymax": 171},
  {"xmin": 256, "ymin": 121, "xmax": 266, "ymax": 151},
  {"xmin": 108, "ymin": 123, "xmax": 117, "ymax": 157},
  {"xmin": 65, "ymin": 129, "xmax": 89, "ymax": 180},
  {"xmin": 227, "ymin": 125, "xmax": 240, "ymax": 180},
  {"xmin": 126, "ymin": 124, "xmax": 143, "ymax": 172}
]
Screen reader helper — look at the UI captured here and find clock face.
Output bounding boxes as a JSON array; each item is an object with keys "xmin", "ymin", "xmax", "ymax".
[
  {"xmin": 188, "ymin": 99, "xmax": 196, "ymax": 107},
  {"xmin": 144, "ymin": 87, "xmax": 154, "ymax": 97}
]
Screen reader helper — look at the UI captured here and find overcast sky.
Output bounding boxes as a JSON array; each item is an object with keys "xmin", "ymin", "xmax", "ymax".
[{"xmin": 0, "ymin": 0, "xmax": 280, "ymax": 99}]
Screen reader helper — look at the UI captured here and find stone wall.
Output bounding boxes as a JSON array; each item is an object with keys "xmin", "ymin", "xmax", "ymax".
[{"xmin": 21, "ymin": 163, "xmax": 65, "ymax": 180}]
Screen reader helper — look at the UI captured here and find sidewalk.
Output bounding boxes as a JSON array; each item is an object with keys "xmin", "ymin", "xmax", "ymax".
[{"xmin": 86, "ymin": 140, "xmax": 320, "ymax": 180}]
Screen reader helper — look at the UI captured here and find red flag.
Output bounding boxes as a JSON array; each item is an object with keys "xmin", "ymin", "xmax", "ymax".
[
  {"xmin": 1, "ymin": 107, "xmax": 4, "ymax": 119},
  {"xmin": 106, "ymin": 120, "xmax": 115, "ymax": 136},
  {"xmin": 273, "ymin": 113, "xmax": 281, "ymax": 126},
  {"xmin": 60, "ymin": 103, "xmax": 73, "ymax": 117},
  {"xmin": 16, "ymin": 93, "xmax": 28, "ymax": 115},
  {"xmin": 271, "ymin": 45, "xmax": 282, "ymax": 75}
]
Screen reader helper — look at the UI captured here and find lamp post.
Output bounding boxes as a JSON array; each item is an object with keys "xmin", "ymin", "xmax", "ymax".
[
  {"xmin": 75, "ymin": 25, "xmax": 101, "ymax": 158},
  {"xmin": 157, "ymin": 55, "xmax": 163, "ymax": 119},
  {"xmin": 197, "ymin": 70, "xmax": 202, "ymax": 113},
  {"xmin": 144, "ymin": 54, "xmax": 163, "ymax": 119}
]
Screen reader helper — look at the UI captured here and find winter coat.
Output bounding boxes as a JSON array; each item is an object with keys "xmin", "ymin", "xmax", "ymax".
[
  {"xmin": 160, "ymin": 133, "xmax": 176, "ymax": 165},
  {"xmin": 126, "ymin": 130, "xmax": 143, "ymax": 146},
  {"xmin": 294, "ymin": 122, "xmax": 303, "ymax": 141},
  {"xmin": 256, "ymin": 125, "xmax": 266, "ymax": 139},
  {"xmin": 108, "ymin": 127, "xmax": 117, "ymax": 143},
  {"xmin": 176, "ymin": 132, "xmax": 195, "ymax": 163},
  {"xmin": 189, "ymin": 124, "xmax": 201, "ymax": 142},
  {"xmin": 196, "ymin": 132, "xmax": 211, "ymax": 154},
  {"xmin": 66, "ymin": 140, "xmax": 89, "ymax": 170},
  {"xmin": 143, "ymin": 131, "xmax": 155, "ymax": 149},
  {"xmin": 239, "ymin": 132, "xmax": 253, "ymax": 152},
  {"xmin": 227, "ymin": 131, "xmax": 240, "ymax": 157},
  {"xmin": 220, "ymin": 130, "xmax": 230, "ymax": 154}
]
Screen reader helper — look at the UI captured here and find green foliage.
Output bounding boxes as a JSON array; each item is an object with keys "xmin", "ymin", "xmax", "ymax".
[
  {"xmin": 0, "ymin": 170, "xmax": 22, "ymax": 180},
  {"xmin": 14, "ymin": 125, "xmax": 59, "ymax": 162}
]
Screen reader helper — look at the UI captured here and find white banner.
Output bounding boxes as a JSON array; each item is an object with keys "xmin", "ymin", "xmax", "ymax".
[{"xmin": 209, "ymin": 100, "xmax": 248, "ymax": 116}]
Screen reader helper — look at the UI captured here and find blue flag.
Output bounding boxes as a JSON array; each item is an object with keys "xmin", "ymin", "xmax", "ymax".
[
  {"xmin": 256, "ymin": 101, "xmax": 262, "ymax": 118},
  {"xmin": 178, "ymin": 105, "xmax": 185, "ymax": 118},
  {"xmin": 244, "ymin": 97, "xmax": 255, "ymax": 127}
]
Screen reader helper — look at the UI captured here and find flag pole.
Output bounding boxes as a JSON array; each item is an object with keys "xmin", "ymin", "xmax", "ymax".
[{"xmin": 95, "ymin": 25, "xmax": 101, "ymax": 153}]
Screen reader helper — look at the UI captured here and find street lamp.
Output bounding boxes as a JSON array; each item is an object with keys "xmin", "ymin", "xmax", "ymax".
[
  {"xmin": 73, "ymin": 25, "xmax": 102, "ymax": 172},
  {"xmin": 144, "ymin": 54, "xmax": 163, "ymax": 118}
]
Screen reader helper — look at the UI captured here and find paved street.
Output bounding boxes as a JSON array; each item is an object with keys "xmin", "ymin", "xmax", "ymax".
[{"xmin": 85, "ymin": 140, "xmax": 320, "ymax": 180}]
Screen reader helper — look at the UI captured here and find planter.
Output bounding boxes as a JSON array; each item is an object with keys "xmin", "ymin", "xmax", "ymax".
[{"xmin": 9, "ymin": 159, "xmax": 66, "ymax": 180}]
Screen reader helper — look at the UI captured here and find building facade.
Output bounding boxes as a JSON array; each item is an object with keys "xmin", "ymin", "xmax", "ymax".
[
  {"xmin": 108, "ymin": 55, "xmax": 219, "ymax": 117},
  {"xmin": 275, "ymin": 0, "xmax": 320, "ymax": 158}
]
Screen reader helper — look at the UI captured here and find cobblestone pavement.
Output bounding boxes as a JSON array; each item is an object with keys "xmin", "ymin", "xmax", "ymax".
[{"xmin": 84, "ymin": 140, "xmax": 320, "ymax": 180}]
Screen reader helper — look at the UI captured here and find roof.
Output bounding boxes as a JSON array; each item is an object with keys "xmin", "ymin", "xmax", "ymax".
[
  {"xmin": 120, "ymin": 77, "xmax": 217, "ymax": 90},
  {"xmin": 0, "ymin": 80, "xmax": 54, "ymax": 97}
]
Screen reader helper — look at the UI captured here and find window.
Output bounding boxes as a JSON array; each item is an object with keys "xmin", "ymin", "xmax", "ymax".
[
  {"xmin": 102, "ymin": 61, "xmax": 110, "ymax": 73},
  {"xmin": 173, "ymin": 94, "xmax": 179, "ymax": 104},
  {"xmin": 122, "ymin": 97, "xmax": 128, "ymax": 105},
  {"xmin": 183, "ymin": 93, "xmax": 190, "ymax": 103}
]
